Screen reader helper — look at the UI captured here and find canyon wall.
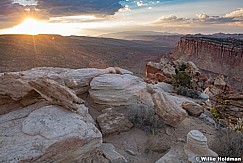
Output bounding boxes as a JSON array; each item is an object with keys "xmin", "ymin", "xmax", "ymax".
[{"xmin": 169, "ymin": 37, "xmax": 243, "ymax": 89}]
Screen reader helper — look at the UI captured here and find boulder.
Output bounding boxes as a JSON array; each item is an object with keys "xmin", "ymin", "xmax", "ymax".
[
  {"xmin": 214, "ymin": 75, "xmax": 226, "ymax": 87},
  {"xmin": 0, "ymin": 73, "xmax": 32, "ymax": 100},
  {"xmin": 59, "ymin": 68, "xmax": 108, "ymax": 95},
  {"xmin": 184, "ymin": 130, "xmax": 218, "ymax": 163},
  {"xmin": 28, "ymin": 78, "xmax": 85, "ymax": 113},
  {"xmin": 100, "ymin": 143, "xmax": 128, "ymax": 163},
  {"xmin": 182, "ymin": 101, "xmax": 204, "ymax": 117},
  {"xmin": 89, "ymin": 74, "xmax": 154, "ymax": 106},
  {"xmin": 155, "ymin": 149, "xmax": 183, "ymax": 163},
  {"xmin": 0, "ymin": 104, "xmax": 102, "ymax": 162},
  {"xmin": 186, "ymin": 61, "xmax": 201, "ymax": 76},
  {"xmin": 152, "ymin": 91, "xmax": 188, "ymax": 127},
  {"xmin": 97, "ymin": 108, "xmax": 133, "ymax": 135}
]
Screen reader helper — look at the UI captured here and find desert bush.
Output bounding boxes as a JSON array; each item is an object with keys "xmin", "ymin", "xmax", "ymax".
[
  {"xmin": 172, "ymin": 71, "xmax": 192, "ymax": 88},
  {"xmin": 210, "ymin": 107, "xmax": 220, "ymax": 119},
  {"xmin": 212, "ymin": 129, "xmax": 243, "ymax": 161},
  {"xmin": 127, "ymin": 105, "xmax": 165, "ymax": 134}
]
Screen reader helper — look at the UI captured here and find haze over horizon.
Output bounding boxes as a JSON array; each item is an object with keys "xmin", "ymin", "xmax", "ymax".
[{"xmin": 0, "ymin": 0, "xmax": 243, "ymax": 36}]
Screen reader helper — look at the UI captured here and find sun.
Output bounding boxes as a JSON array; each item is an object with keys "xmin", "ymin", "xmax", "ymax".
[{"xmin": 19, "ymin": 18, "xmax": 41, "ymax": 35}]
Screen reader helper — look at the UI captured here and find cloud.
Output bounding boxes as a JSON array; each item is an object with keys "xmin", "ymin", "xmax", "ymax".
[
  {"xmin": 36, "ymin": 0, "xmax": 125, "ymax": 16},
  {"xmin": 225, "ymin": 8, "xmax": 243, "ymax": 19},
  {"xmin": 0, "ymin": 1, "xmax": 38, "ymax": 28},
  {"xmin": 154, "ymin": 9, "xmax": 243, "ymax": 27},
  {"xmin": 154, "ymin": 15, "xmax": 192, "ymax": 25}
]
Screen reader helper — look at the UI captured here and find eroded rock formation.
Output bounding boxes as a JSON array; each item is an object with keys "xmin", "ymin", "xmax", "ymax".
[{"xmin": 170, "ymin": 37, "xmax": 243, "ymax": 90}]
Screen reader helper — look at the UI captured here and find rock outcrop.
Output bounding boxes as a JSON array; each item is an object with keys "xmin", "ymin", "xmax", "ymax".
[
  {"xmin": 89, "ymin": 74, "xmax": 154, "ymax": 106},
  {"xmin": 182, "ymin": 101, "xmax": 204, "ymax": 117},
  {"xmin": 100, "ymin": 143, "xmax": 128, "ymax": 163},
  {"xmin": 152, "ymin": 91, "xmax": 188, "ymax": 127},
  {"xmin": 184, "ymin": 130, "xmax": 218, "ymax": 163},
  {"xmin": 97, "ymin": 108, "xmax": 133, "ymax": 135},
  {"xmin": 28, "ymin": 78, "xmax": 85, "ymax": 113},
  {"xmin": 212, "ymin": 92, "xmax": 243, "ymax": 130},
  {"xmin": 0, "ymin": 104, "xmax": 102, "ymax": 162},
  {"xmin": 170, "ymin": 36, "xmax": 243, "ymax": 90}
]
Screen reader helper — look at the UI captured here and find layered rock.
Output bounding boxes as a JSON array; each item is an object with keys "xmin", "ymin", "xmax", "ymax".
[
  {"xmin": 146, "ymin": 58, "xmax": 208, "ymax": 98},
  {"xmin": 182, "ymin": 101, "xmax": 204, "ymax": 117},
  {"xmin": 170, "ymin": 37, "xmax": 243, "ymax": 90},
  {"xmin": 97, "ymin": 108, "xmax": 133, "ymax": 135},
  {"xmin": 89, "ymin": 74, "xmax": 154, "ymax": 106},
  {"xmin": 184, "ymin": 130, "xmax": 218, "ymax": 163},
  {"xmin": 100, "ymin": 143, "xmax": 128, "ymax": 163},
  {"xmin": 0, "ymin": 104, "xmax": 102, "ymax": 162},
  {"xmin": 212, "ymin": 92, "xmax": 243, "ymax": 130},
  {"xmin": 152, "ymin": 91, "xmax": 188, "ymax": 127},
  {"xmin": 28, "ymin": 78, "xmax": 85, "ymax": 113}
]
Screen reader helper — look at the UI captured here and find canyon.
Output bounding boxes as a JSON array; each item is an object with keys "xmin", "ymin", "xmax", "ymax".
[{"xmin": 169, "ymin": 36, "xmax": 243, "ymax": 91}]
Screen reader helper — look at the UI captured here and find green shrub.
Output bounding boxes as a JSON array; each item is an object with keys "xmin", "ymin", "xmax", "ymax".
[
  {"xmin": 210, "ymin": 107, "xmax": 220, "ymax": 119},
  {"xmin": 172, "ymin": 71, "xmax": 192, "ymax": 88}
]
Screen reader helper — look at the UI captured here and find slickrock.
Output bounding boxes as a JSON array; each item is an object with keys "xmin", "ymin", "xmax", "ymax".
[
  {"xmin": 100, "ymin": 143, "xmax": 128, "ymax": 163},
  {"xmin": 182, "ymin": 101, "xmax": 204, "ymax": 117},
  {"xmin": 97, "ymin": 108, "xmax": 133, "ymax": 135},
  {"xmin": 0, "ymin": 104, "xmax": 102, "ymax": 163},
  {"xmin": 89, "ymin": 74, "xmax": 154, "ymax": 106},
  {"xmin": 155, "ymin": 148, "xmax": 184, "ymax": 163},
  {"xmin": 152, "ymin": 91, "xmax": 188, "ymax": 127},
  {"xmin": 28, "ymin": 78, "xmax": 85, "ymax": 113},
  {"xmin": 184, "ymin": 130, "xmax": 218, "ymax": 163},
  {"xmin": 58, "ymin": 68, "xmax": 108, "ymax": 95},
  {"xmin": 0, "ymin": 73, "xmax": 32, "ymax": 100}
]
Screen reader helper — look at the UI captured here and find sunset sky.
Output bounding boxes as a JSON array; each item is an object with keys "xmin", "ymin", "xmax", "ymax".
[{"xmin": 0, "ymin": 0, "xmax": 243, "ymax": 36}]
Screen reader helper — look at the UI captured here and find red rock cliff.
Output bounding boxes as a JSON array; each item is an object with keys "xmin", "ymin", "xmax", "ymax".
[{"xmin": 169, "ymin": 37, "xmax": 243, "ymax": 89}]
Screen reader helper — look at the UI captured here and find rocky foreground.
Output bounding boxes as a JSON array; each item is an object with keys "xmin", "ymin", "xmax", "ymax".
[{"xmin": 0, "ymin": 66, "xmax": 239, "ymax": 162}]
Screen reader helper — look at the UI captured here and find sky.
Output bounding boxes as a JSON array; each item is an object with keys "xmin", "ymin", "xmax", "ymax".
[{"xmin": 0, "ymin": 0, "xmax": 242, "ymax": 36}]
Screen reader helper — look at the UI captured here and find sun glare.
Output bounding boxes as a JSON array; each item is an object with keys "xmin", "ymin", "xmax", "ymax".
[
  {"xmin": 0, "ymin": 18, "xmax": 81, "ymax": 36},
  {"xmin": 20, "ymin": 18, "xmax": 40, "ymax": 35}
]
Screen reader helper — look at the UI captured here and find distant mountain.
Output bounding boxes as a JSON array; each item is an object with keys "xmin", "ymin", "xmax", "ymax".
[
  {"xmin": 186, "ymin": 33, "xmax": 243, "ymax": 40},
  {"xmin": 99, "ymin": 31, "xmax": 180, "ymax": 39}
]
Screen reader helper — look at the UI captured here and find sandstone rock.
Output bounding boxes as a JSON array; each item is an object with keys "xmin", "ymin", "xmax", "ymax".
[
  {"xmin": 186, "ymin": 61, "xmax": 201, "ymax": 76},
  {"xmin": 152, "ymin": 91, "xmax": 188, "ymax": 127},
  {"xmin": 59, "ymin": 68, "xmax": 107, "ymax": 95},
  {"xmin": 97, "ymin": 108, "xmax": 133, "ymax": 135},
  {"xmin": 155, "ymin": 148, "xmax": 184, "ymax": 163},
  {"xmin": 170, "ymin": 37, "xmax": 243, "ymax": 91},
  {"xmin": 198, "ymin": 92, "xmax": 209, "ymax": 99},
  {"xmin": 0, "ymin": 104, "xmax": 102, "ymax": 162},
  {"xmin": 152, "ymin": 82, "xmax": 174, "ymax": 93},
  {"xmin": 100, "ymin": 143, "xmax": 128, "ymax": 163},
  {"xmin": 199, "ymin": 113, "xmax": 218, "ymax": 129},
  {"xmin": 0, "ymin": 73, "xmax": 32, "ymax": 100},
  {"xmin": 214, "ymin": 75, "xmax": 226, "ymax": 87},
  {"xmin": 105, "ymin": 67, "xmax": 133, "ymax": 75},
  {"xmin": 0, "ymin": 95, "xmax": 23, "ymax": 115},
  {"xmin": 28, "ymin": 78, "xmax": 85, "ymax": 113},
  {"xmin": 184, "ymin": 130, "xmax": 218, "ymax": 163},
  {"xmin": 89, "ymin": 74, "xmax": 154, "ymax": 106},
  {"xmin": 182, "ymin": 101, "xmax": 204, "ymax": 117}
]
